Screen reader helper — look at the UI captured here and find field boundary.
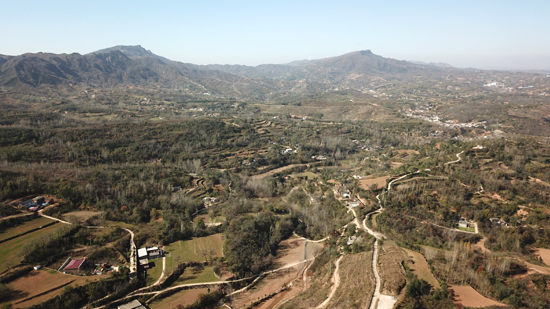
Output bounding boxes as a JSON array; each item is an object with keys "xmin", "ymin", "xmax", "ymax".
[{"xmin": 0, "ymin": 221, "xmax": 58, "ymax": 244}]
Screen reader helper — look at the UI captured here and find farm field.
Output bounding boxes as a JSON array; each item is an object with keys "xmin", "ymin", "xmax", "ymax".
[
  {"xmin": 358, "ymin": 176, "xmax": 390, "ymax": 190},
  {"xmin": 0, "ymin": 216, "xmax": 53, "ymax": 241},
  {"xmin": 291, "ymin": 171, "xmax": 319, "ymax": 180},
  {"xmin": 0, "ymin": 223, "xmax": 64, "ymax": 272},
  {"xmin": 403, "ymin": 248, "xmax": 440, "ymax": 289},
  {"xmin": 170, "ymin": 265, "xmax": 218, "ymax": 286},
  {"xmin": 449, "ymin": 285, "xmax": 506, "ymax": 308},
  {"xmin": 326, "ymin": 251, "xmax": 374, "ymax": 309},
  {"xmin": 164, "ymin": 234, "xmax": 223, "ymax": 272},
  {"xmin": 149, "ymin": 287, "xmax": 209, "ymax": 309},
  {"xmin": 378, "ymin": 242, "xmax": 406, "ymax": 296},
  {"xmin": 7, "ymin": 269, "xmax": 105, "ymax": 308},
  {"xmin": 146, "ymin": 258, "xmax": 165, "ymax": 286},
  {"xmin": 62, "ymin": 211, "xmax": 102, "ymax": 222}
]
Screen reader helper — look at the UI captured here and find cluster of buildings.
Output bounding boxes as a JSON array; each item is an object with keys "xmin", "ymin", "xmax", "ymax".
[
  {"xmin": 458, "ymin": 217, "xmax": 474, "ymax": 229},
  {"xmin": 489, "ymin": 218, "xmax": 510, "ymax": 227},
  {"xmin": 137, "ymin": 246, "xmax": 162, "ymax": 269},
  {"xmin": 19, "ymin": 196, "xmax": 54, "ymax": 212}
]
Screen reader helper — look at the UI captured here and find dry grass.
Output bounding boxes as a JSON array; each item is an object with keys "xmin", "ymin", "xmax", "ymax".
[
  {"xmin": 378, "ymin": 242, "xmax": 406, "ymax": 296},
  {"xmin": 63, "ymin": 211, "xmax": 102, "ymax": 222},
  {"xmin": 326, "ymin": 251, "xmax": 374, "ymax": 309},
  {"xmin": 149, "ymin": 288, "xmax": 209, "ymax": 309},
  {"xmin": 9, "ymin": 269, "xmax": 105, "ymax": 308},
  {"xmin": 251, "ymin": 164, "xmax": 308, "ymax": 179},
  {"xmin": 403, "ymin": 248, "xmax": 440, "ymax": 289}
]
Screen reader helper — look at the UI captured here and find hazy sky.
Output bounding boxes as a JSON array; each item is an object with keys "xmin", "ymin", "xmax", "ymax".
[{"xmin": 2, "ymin": 0, "xmax": 549, "ymax": 70}]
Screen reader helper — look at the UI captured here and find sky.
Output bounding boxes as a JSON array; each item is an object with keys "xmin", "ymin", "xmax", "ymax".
[{"xmin": 1, "ymin": 0, "xmax": 550, "ymax": 70}]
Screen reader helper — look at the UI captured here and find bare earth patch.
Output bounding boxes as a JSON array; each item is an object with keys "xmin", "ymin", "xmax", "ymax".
[
  {"xmin": 534, "ymin": 248, "xmax": 550, "ymax": 266},
  {"xmin": 358, "ymin": 176, "xmax": 390, "ymax": 191},
  {"xmin": 403, "ymin": 248, "xmax": 440, "ymax": 289},
  {"xmin": 251, "ymin": 164, "xmax": 308, "ymax": 179},
  {"xmin": 232, "ymin": 235, "xmax": 307, "ymax": 309},
  {"xmin": 449, "ymin": 285, "xmax": 506, "ymax": 308},
  {"xmin": 474, "ymin": 238, "xmax": 491, "ymax": 254}
]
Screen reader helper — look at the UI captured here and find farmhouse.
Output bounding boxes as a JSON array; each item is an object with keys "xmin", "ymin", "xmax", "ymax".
[
  {"xmin": 60, "ymin": 257, "xmax": 86, "ymax": 274},
  {"xmin": 138, "ymin": 246, "xmax": 162, "ymax": 269},
  {"xmin": 490, "ymin": 218, "xmax": 509, "ymax": 227},
  {"xmin": 19, "ymin": 196, "xmax": 53, "ymax": 211},
  {"xmin": 137, "ymin": 248, "xmax": 149, "ymax": 269},
  {"xmin": 146, "ymin": 247, "xmax": 161, "ymax": 259}
]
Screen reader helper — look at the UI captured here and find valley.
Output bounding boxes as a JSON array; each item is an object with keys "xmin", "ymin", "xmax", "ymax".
[{"xmin": 1, "ymin": 46, "xmax": 550, "ymax": 309}]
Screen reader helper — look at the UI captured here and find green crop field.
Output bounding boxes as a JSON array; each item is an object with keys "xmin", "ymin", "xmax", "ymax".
[
  {"xmin": 0, "ymin": 216, "xmax": 54, "ymax": 241},
  {"xmin": 0, "ymin": 222, "xmax": 64, "ymax": 272},
  {"xmin": 164, "ymin": 234, "xmax": 223, "ymax": 272},
  {"xmin": 146, "ymin": 257, "xmax": 165, "ymax": 286},
  {"xmin": 170, "ymin": 265, "xmax": 218, "ymax": 286}
]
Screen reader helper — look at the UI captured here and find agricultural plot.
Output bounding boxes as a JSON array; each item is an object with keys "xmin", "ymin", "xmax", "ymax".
[
  {"xmin": 149, "ymin": 288, "xmax": 210, "ymax": 309},
  {"xmin": 0, "ymin": 216, "xmax": 53, "ymax": 241},
  {"xmin": 325, "ymin": 251, "xmax": 374, "ymax": 309},
  {"xmin": 449, "ymin": 285, "xmax": 506, "ymax": 308},
  {"xmin": 62, "ymin": 211, "xmax": 102, "ymax": 223},
  {"xmin": 146, "ymin": 258, "xmax": 165, "ymax": 286},
  {"xmin": 291, "ymin": 171, "xmax": 319, "ymax": 180},
  {"xmin": 0, "ymin": 223, "xmax": 64, "ymax": 272},
  {"xmin": 358, "ymin": 176, "xmax": 390, "ymax": 190},
  {"xmin": 170, "ymin": 265, "xmax": 218, "ymax": 286},
  {"xmin": 378, "ymin": 242, "xmax": 406, "ymax": 296},
  {"xmin": 164, "ymin": 234, "xmax": 223, "ymax": 272},
  {"xmin": 403, "ymin": 248, "xmax": 440, "ymax": 289},
  {"xmin": 8, "ymin": 269, "xmax": 105, "ymax": 308}
]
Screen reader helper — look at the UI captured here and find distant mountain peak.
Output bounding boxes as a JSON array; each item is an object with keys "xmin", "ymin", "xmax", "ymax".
[{"xmin": 91, "ymin": 45, "xmax": 154, "ymax": 58}]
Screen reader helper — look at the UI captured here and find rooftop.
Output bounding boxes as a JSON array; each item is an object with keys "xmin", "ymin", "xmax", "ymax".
[
  {"xmin": 65, "ymin": 258, "xmax": 85, "ymax": 270},
  {"xmin": 137, "ymin": 248, "xmax": 148, "ymax": 258}
]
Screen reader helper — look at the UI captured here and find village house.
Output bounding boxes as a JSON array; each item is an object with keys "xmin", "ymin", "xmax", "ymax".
[
  {"xmin": 146, "ymin": 247, "xmax": 161, "ymax": 259},
  {"xmin": 138, "ymin": 246, "xmax": 163, "ymax": 269},
  {"xmin": 490, "ymin": 218, "xmax": 509, "ymax": 227},
  {"xmin": 59, "ymin": 257, "xmax": 87, "ymax": 274},
  {"xmin": 137, "ymin": 248, "xmax": 149, "ymax": 269}
]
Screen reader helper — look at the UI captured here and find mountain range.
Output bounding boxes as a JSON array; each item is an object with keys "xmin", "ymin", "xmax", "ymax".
[{"xmin": 0, "ymin": 45, "xmax": 464, "ymax": 100}]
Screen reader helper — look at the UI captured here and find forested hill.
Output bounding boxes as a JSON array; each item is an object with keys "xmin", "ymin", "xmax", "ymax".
[{"xmin": 0, "ymin": 46, "xmax": 450, "ymax": 99}]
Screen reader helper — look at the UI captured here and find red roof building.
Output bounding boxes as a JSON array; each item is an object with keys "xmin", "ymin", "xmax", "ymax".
[{"xmin": 63, "ymin": 258, "xmax": 86, "ymax": 274}]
